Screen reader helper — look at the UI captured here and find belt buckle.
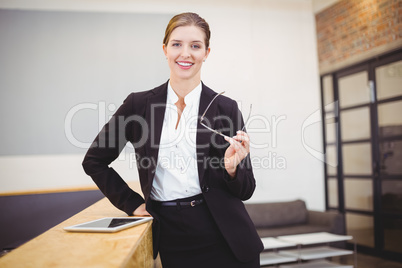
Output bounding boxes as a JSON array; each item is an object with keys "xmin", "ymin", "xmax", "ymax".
[{"xmin": 190, "ymin": 200, "xmax": 196, "ymax": 207}]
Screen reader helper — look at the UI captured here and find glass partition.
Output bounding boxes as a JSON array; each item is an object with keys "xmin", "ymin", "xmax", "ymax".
[
  {"xmin": 344, "ymin": 179, "xmax": 373, "ymax": 211},
  {"xmin": 338, "ymin": 71, "xmax": 370, "ymax": 108},
  {"xmin": 342, "ymin": 143, "xmax": 372, "ymax": 175},
  {"xmin": 376, "ymin": 60, "xmax": 402, "ymax": 101},
  {"xmin": 346, "ymin": 213, "xmax": 374, "ymax": 247},
  {"xmin": 340, "ymin": 107, "xmax": 370, "ymax": 141}
]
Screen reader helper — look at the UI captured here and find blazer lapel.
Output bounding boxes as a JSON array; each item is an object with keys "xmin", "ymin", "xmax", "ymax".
[
  {"xmin": 196, "ymin": 84, "xmax": 218, "ymax": 185},
  {"xmin": 145, "ymin": 82, "xmax": 168, "ymax": 182}
]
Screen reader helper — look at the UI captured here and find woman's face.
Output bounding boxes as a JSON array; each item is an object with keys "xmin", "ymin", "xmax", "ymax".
[{"xmin": 163, "ymin": 25, "xmax": 210, "ymax": 83}]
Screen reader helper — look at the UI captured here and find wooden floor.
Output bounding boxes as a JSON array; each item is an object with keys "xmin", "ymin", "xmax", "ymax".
[
  {"xmin": 260, "ymin": 252, "xmax": 402, "ymax": 268},
  {"xmin": 334, "ymin": 253, "xmax": 402, "ymax": 268},
  {"xmin": 2, "ymin": 250, "xmax": 402, "ymax": 267}
]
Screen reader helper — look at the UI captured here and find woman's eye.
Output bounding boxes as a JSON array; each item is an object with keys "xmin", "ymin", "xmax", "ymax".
[
  {"xmin": 172, "ymin": 43, "xmax": 181, "ymax": 47},
  {"xmin": 192, "ymin": 44, "xmax": 201, "ymax": 49}
]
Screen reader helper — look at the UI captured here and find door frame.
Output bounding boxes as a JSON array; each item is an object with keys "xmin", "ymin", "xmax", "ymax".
[{"xmin": 320, "ymin": 48, "xmax": 402, "ymax": 262}]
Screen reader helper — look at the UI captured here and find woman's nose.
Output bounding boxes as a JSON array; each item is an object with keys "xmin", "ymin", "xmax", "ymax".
[{"xmin": 181, "ymin": 46, "xmax": 191, "ymax": 58}]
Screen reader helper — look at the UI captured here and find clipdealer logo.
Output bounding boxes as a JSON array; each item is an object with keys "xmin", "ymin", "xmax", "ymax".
[{"xmin": 301, "ymin": 101, "xmax": 338, "ymax": 167}]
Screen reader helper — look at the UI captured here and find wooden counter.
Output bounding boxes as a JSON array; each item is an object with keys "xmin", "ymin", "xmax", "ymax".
[{"xmin": 0, "ymin": 183, "xmax": 160, "ymax": 268}]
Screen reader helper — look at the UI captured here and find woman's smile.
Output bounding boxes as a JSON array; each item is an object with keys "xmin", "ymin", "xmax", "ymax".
[{"xmin": 176, "ymin": 61, "xmax": 194, "ymax": 69}]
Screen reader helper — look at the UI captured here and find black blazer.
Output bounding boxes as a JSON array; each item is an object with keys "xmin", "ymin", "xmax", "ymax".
[{"xmin": 82, "ymin": 81, "xmax": 263, "ymax": 262}]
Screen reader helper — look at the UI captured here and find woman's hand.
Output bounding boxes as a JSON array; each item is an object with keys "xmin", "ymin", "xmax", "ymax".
[
  {"xmin": 224, "ymin": 131, "xmax": 250, "ymax": 179},
  {"xmin": 133, "ymin": 203, "xmax": 151, "ymax": 216}
]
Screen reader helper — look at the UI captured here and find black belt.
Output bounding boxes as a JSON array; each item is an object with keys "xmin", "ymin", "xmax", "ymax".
[{"xmin": 159, "ymin": 198, "xmax": 204, "ymax": 208}]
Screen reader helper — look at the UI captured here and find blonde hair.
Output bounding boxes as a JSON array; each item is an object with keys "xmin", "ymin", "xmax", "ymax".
[{"xmin": 163, "ymin": 12, "xmax": 211, "ymax": 49}]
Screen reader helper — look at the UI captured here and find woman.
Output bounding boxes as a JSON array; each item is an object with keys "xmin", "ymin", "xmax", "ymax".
[{"xmin": 82, "ymin": 12, "xmax": 263, "ymax": 267}]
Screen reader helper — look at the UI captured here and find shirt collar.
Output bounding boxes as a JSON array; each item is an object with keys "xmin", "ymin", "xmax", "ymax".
[{"xmin": 167, "ymin": 81, "xmax": 202, "ymax": 107}]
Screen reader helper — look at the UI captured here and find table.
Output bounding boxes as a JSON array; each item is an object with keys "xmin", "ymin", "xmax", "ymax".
[
  {"xmin": 277, "ymin": 232, "xmax": 353, "ymax": 245},
  {"xmin": 260, "ymin": 238, "xmax": 298, "ymax": 266},
  {"xmin": 260, "ymin": 232, "xmax": 355, "ymax": 267},
  {"xmin": 262, "ymin": 237, "xmax": 297, "ymax": 249},
  {"xmin": 279, "ymin": 246, "xmax": 354, "ymax": 261},
  {"xmin": 0, "ymin": 183, "xmax": 160, "ymax": 268}
]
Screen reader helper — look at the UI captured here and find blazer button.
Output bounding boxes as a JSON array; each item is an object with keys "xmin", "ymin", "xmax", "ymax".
[{"xmin": 202, "ymin": 185, "xmax": 209, "ymax": 193}]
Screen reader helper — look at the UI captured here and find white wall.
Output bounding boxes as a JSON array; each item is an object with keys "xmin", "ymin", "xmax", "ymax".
[
  {"xmin": 312, "ymin": 0, "xmax": 339, "ymax": 13},
  {"xmin": 0, "ymin": 0, "xmax": 325, "ymax": 210}
]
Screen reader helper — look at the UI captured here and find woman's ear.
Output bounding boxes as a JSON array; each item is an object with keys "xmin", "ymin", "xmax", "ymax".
[
  {"xmin": 204, "ymin": 47, "xmax": 211, "ymax": 61},
  {"xmin": 163, "ymin": 44, "xmax": 168, "ymax": 57}
]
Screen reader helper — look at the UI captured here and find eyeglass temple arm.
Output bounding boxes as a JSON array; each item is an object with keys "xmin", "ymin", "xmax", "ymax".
[
  {"xmin": 200, "ymin": 121, "xmax": 229, "ymax": 139},
  {"xmin": 241, "ymin": 104, "xmax": 252, "ymax": 131},
  {"xmin": 200, "ymin": 91, "xmax": 225, "ymax": 120},
  {"xmin": 200, "ymin": 91, "xmax": 252, "ymax": 139},
  {"xmin": 201, "ymin": 92, "xmax": 252, "ymax": 132}
]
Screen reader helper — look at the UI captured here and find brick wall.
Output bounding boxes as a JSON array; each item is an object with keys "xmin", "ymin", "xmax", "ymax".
[{"xmin": 316, "ymin": 0, "xmax": 402, "ymax": 74}]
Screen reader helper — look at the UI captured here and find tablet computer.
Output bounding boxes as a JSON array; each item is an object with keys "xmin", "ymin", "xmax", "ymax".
[{"xmin": 64, "ymin": 217, "xmax": 152, "ymax": 233}]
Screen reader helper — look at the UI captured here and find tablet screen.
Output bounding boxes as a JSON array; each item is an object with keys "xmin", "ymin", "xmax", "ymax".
[
  {"xmin": 64, "ymin": 217, "xmax": 152, "ymax": 233},
  {"xmin": 108, "ymin": 218, "xmax": 141, "ymax": 228},
  {"xmin": 78, "ymin": 218, "xmax": 141, "ymax": 228}
]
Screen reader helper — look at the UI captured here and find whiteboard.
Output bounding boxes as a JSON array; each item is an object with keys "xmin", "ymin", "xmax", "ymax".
[{"xmin": 0, "ymin": 10, "xmax": 172, "ymax": 155}]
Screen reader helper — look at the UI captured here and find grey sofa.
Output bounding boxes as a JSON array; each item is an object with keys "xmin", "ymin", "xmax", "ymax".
[{"xmin": 245, "ymin": 199, "xmax": 346, "ymax": 238}]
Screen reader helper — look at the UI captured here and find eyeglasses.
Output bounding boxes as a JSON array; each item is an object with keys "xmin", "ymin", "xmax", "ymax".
[{"xmin": 200, "ymin": 91, "xmax": 252, "ymax": 140}]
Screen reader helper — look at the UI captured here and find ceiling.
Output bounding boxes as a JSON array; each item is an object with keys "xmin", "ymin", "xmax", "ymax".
[{"xmin": 0, "ymin": 0, "xmax": 340, "ymax": 14}]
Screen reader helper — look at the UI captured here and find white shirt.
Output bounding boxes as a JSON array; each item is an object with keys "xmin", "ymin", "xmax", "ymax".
[{"xmin": 150, "ymin": 82, "xmax": 202, "ymax": 201}]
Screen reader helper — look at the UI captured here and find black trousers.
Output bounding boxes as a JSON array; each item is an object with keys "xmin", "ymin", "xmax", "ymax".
[{"xmin": 152, "ymin": 194, "xmax": 260, "ymax": 268}]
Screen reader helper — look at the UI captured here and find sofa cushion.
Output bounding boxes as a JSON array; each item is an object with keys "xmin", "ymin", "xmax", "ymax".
[{"xmin": 245, "ymin": 200, "xmax": 308, "ymax": 228}]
